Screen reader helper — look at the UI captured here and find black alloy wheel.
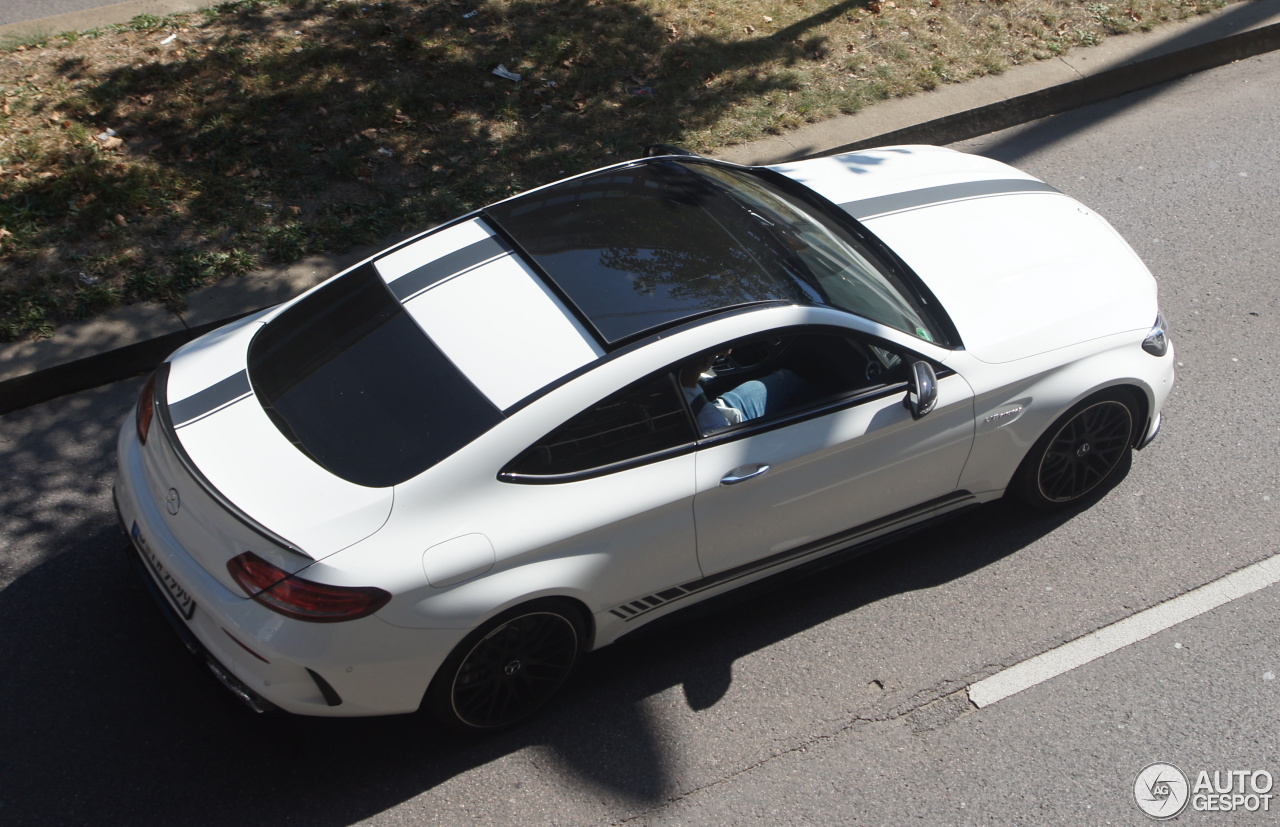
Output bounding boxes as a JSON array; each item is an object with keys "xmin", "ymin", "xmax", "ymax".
[
  {"xmin": 1016, "ymin": 391, "xmax": 1137, "ymax": 509},
  {"xmin": 428, "ymin": 602, "xmax": 583, "ymax": 732}
]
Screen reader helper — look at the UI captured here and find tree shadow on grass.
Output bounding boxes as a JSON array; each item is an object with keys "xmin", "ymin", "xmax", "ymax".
[{"xmin": 16, "ymin": 0, "xmax": 872, "ymax": 296}]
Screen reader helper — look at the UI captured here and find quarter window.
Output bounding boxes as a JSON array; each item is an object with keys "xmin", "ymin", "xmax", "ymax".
[{"xmin": 504, "ymin": 373, "xmax": 696, "ymax": 478}]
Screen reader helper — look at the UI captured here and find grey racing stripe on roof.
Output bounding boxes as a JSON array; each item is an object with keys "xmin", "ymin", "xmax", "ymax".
[
  {"xmin": 170, "ymin": 369, "xmax": 252, "ymax": 428},
  {"xmin": 385, "ymin": 234, "xmax": 512, "ymax": 302},
  {"xmin": 840, "ymin": 178, "xmax": 1061, "ymax": 220}
]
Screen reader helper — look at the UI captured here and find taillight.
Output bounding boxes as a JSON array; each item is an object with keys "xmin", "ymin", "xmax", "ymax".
[
  {"xmin": 227, "ymin": 551, "xmax": 390, "ymax": 623},
  {"xmin": 136, "ymin": 371, "xmax": 157, "ymax": 444}
]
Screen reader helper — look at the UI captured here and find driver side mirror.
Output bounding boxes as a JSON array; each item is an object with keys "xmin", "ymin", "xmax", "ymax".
[{"xmin": 905, "ymin": 361, "xmax": 938, "ymax": 419}]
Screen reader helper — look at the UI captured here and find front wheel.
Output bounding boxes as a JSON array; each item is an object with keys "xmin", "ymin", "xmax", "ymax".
[
  {"xmin": 425, "ymin": 600, "xmax": 585, "ymax": 732},
  {"xmin": 1013, "ymin": 390, "xmax": 1137, "ymax": 510}
]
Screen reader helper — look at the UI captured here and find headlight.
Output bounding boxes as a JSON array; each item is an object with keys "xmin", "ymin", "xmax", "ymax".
[{"xmin": 1142, "ymin": 312, "xmax": 1169, "ymax": 357}]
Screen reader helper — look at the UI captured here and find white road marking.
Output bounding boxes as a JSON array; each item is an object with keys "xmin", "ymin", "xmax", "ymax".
[{"xmin": 968, "ymin": 554, "xmax": 1280, "ymax": 708}]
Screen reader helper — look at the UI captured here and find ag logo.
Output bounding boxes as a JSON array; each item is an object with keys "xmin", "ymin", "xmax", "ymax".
[{"xmin": 1135, "ymin": 762, "xmax": 1190, "ymax": 819}]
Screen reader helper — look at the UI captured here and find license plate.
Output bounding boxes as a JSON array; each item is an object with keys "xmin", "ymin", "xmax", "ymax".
[{"xmin": 132, "ymin": 521, "xmax": 197, "ymax": 620}]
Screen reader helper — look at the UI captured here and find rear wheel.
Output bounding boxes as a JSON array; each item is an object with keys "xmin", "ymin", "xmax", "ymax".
[
  {"xmin": 426, "ymin": 600, "xmax": 584, "ymax": 732},
  {"xmin": 1014, "ymin": 390, "xmax": 1137, "ymax": 510}
]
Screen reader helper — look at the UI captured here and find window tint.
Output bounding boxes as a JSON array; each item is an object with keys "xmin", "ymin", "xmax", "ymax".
[
  {"xmin": 696, "ymin": 166, "xmax": 943, "ymax": 344},
  {"xmin": 486, "ymin": 159, "xmax": 946, "ymax": 347},
  {"xmin": 505, "ymin": 373, "xmax": 695, "ymax": 477},
  {"xmin": 248, "ymin": 263, "xmax": 503, "ymax": 488},
  {"xmin": 684, "ymin": 331, "xmax": 910, "ymax": 435},
  {"xmin": 486, "ymin": 161, "xmax": 813, "ymax": 344}
]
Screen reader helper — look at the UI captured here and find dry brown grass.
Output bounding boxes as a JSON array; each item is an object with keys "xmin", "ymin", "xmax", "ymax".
[{"xmin": 0, "ymin": 0, "xmax": 1227, "ymax": 340}]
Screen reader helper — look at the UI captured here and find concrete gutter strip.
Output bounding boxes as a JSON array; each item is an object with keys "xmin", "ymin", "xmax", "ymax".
[
  {"xmin": 832, "ymin": 9, "xmax": 1280, "ymax": 155},
  {"xmin": 0, "ymin": 317, "xmax": 243, "ymax": 415},
  {"xmin": 2, "ymin": 0, "xmax": 1279, "ymax": 414},
  {"xmin": 0, "ymin": 0, "xmax": 207, "ymax": 36},
  {"xmin": 716, "ymin": 0, "xmax": 1280, "ymax": 164}
]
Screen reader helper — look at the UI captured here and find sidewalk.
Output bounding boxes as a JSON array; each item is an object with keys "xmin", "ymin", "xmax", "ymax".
[{"xmin": 3, "ymin": 0, "xmax": 1279, "ymax": 414}]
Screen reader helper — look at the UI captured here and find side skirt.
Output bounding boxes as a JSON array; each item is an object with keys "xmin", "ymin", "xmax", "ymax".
[{"xmin": 609, "ymin": 491, "xmax": 978, "ymax": 641}]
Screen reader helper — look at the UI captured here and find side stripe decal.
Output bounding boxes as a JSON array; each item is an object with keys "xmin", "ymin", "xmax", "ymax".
[
  {"xmin": 170, "ymin": 369, "xmax": 252, "ymax": 428},
  {"xmin": 607, "ymin": 492, "xmax": 976, "ymax": 622},
  {"xmin": 841, "ymin": 178, "xmax": 1060, "ymax": 220}
]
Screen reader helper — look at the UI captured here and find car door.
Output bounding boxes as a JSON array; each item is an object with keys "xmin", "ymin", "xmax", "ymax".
[
  {"xmin": 690, "ymin": 329, "xmax": 975, "ymax": 579},
  {"xmin": 497, "ymin": 370, "xmax": 704, "ymax": 609}
]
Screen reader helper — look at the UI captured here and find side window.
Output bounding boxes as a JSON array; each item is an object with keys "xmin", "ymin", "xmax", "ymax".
[
  {"xmin": 682, "ymin": 331, "xmax": 912, "ymax": 435},
  {"xmin": 504, "ymin": 373, "xmax": 696, "ymax": 478}
]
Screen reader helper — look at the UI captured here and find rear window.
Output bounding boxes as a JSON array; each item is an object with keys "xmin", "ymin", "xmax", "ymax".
[{"xmin": 247, "ymin": 263, "xmax": 502, "ymax": 487}]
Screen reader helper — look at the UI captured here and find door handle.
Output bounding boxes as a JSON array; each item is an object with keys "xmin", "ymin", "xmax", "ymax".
[{"xmin": 720, "ymin": 464, "xmax": 771, "ymax": 486}]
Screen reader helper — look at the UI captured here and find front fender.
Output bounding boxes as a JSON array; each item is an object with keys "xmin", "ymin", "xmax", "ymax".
[{"xmin": 956, "ymin": 331, "xmax": 1174, "ymax": 496}]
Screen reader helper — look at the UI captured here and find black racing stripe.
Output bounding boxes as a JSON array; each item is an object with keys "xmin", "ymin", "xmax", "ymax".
[
  {"xmin": 169, "ymin": 369, "xmax": 251, "ymax": 427},
  {"xmin": 385, "ymin": 235, "xmax": 511, "ymax": 302},
  {"xmin": 840, "ymin": 178, "xmax": 1060, "ymax": 220}
]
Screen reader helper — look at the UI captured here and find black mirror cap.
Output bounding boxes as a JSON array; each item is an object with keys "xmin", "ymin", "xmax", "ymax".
[{"xmin": 906, "ymin": 361, "xmax": 938, "ymax": 419}]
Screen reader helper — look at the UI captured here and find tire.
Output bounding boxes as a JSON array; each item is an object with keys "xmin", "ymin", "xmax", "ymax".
[
  {"xmin": 1012, "ymin": 389, "xmax": 1138, "ymax": 510},
  {"xmin": 426, "ymin": 599, "xmax": 585, "ymax": 732}
]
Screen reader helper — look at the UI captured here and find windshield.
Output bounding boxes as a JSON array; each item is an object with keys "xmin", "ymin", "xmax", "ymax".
[
  {"xmin": 694, "ymin": 164, "xmax": 942, "ymax": 343},
  {"xmin": 487, "ymin": 159, "xmax": 943, "ymax": 345}
]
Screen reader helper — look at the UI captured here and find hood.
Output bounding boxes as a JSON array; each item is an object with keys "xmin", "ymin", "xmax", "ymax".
[{"xmin": 772, "ymin": 146, "xmax": 1158, "ymax": 363}]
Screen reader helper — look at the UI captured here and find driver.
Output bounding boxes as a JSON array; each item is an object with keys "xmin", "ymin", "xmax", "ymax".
[{"xmin": 678, "ymin": 351, "xmax": 810, "ymax": 435}]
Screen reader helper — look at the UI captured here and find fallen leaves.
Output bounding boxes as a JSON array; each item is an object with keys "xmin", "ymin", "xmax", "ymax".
[{"xmin": 0, "ymin": 0, "xmax": 1217, "ymax": 347}]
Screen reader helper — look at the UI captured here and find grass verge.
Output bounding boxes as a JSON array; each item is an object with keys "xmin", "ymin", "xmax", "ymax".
[{"xmin": 1, "ymin": 0, "xmax": 1227, "ymax": 340}]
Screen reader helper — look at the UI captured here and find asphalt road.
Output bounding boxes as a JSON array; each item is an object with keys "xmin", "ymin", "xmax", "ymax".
[
  {"xmin": 0, "ymin": 0, "xmax": 200, "ymax": 28},
  {"xmin": 1, "ymin": 50, "xmax": 1277, "ymax": 826},
  {"xmin": 1, "ymin": 0, "xmax": 117, "ymax": 27}
]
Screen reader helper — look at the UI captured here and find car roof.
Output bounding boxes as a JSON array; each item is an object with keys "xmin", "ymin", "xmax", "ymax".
[{"xmin": 484, "ymin": 158, "xmax": 812, "ymax": 347}]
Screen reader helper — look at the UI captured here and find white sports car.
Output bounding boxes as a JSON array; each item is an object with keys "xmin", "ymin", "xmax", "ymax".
[{"xmin": 115, "ymin": 145, "xmax": 1174, "ymax": 729}]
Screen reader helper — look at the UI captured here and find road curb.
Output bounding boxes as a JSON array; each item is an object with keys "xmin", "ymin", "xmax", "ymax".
[
  {"xmin": 3, "ymin": 8, "xmax": 1279, "ymax": 414},
  {"xmin": 0, "ymin": 316, "xmax": 246, "ymax": 415},
  {"xmin": 818, "ymin": 15, "xmax": 1280, "ymax": 155}
]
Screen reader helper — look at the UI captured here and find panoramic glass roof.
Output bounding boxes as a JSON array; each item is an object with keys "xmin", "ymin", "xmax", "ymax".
[
  {"xmin": 486, "ymin": 159, "xmax": 943, "ymax": 347},
  {"xmin": 484, "ymin": 160, "xmax": 816, "ymax": 345}
]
